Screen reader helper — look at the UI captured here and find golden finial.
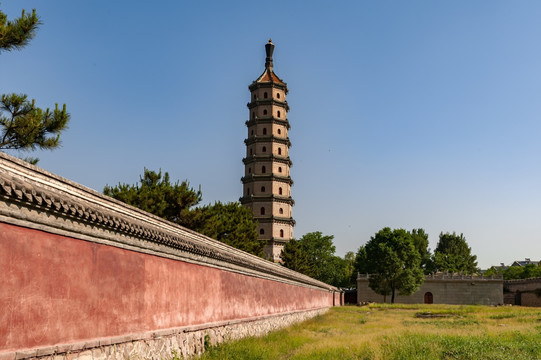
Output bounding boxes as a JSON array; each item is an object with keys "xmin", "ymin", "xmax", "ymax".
[{"xmin": 268, "ymin": 39, "xmax": 273, "ymax": 43}]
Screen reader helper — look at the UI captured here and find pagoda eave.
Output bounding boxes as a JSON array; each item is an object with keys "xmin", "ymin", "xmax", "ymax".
[
  {"xmin": 242, "ymin": 155, "xmax": 292, "ymax": 166},
  {"xmin": 241, "ymin": 174, "xmax": 294, "ymax": 185},
  {"xmin": 244, "ymin": 136, "xmax": 291, "ymax": 147},
  {"xmin": 239, "ymin": 195, "xmax": 295, "ymax": 206},
  {"xmin": 255, "ymin": 216, "xmax": 296, "ymax": 226},
  {"xmin": 245, "ymin": 117, "xmax": 291, "ymax": 129}
]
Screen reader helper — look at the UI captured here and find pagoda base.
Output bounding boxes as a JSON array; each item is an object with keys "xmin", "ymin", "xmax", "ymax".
[{"xmin": 264, "ymin": 240, "xmax": 288, "ymax": 263}]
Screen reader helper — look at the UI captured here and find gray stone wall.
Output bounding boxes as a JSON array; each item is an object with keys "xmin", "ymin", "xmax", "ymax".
[
  {"xmin": 357, "ymin": 274, "xmax": 503, "ymax": 305},
  {"xmin": 504, "ymin": 278, "xmax": 541, "ymax": 306},
  {"xmin": 2, "ymin": 309, "xmax": 327, "ymax": 360}
]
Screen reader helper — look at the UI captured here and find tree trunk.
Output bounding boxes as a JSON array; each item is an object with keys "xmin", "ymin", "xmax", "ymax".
[{"xmin": 391, "ymin": 287, "xmax": 395, "ymax": 304}]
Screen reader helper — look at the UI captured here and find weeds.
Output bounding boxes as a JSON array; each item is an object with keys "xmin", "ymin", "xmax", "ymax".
[
  {"xmin": 199, "ymin": 305, "xmax": 541, "ymax": 360},
  {"xmin": 171, "ymin": 350, "xmax": 181, "ymax": 360},
  {"xmin": 489, "ymin": 313, "xmax": 517, "ymax": 319}
]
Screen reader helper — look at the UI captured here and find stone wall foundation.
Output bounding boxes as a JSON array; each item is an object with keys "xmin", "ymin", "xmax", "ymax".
[{"xmin": 1, "ymin": 308, "xmax": 327, "ymax": 360}]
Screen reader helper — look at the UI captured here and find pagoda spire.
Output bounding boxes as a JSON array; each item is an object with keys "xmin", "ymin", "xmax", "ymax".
[{"xmin": 265, "ymin": 39, "xmax": 274, "ymax": 70}]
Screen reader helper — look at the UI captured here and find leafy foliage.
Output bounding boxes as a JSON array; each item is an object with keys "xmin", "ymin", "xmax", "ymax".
[
  {"xmin": 411, "ymin": 228, "xmax": 434, "ymax": 274},
  {"xmin": 342, "ymin": 251, "xmax": 356, "ymax": 288},
  {"xmin": 280, "ymin": 239, "xmax": 312, "ymax": 275},
  {"xmin": 433, "ymin": 232, "xmax": 478, "ymax": 274},
  {"xmin": 298, "ymin": 231, "xmax": 336, "ymax": 282},
  {"xmin": 355, "ymin": 228, "xmax": 433, "ymax": 279},
  {"xmin": 364, "ymin": 227, "xmax": 424, "ymax": 303},
  {"xmin": 280, "ymin": 231, "xmax": 353, "ymax": 287},
  {"xmin": 186, "ymin": 201, "xmax": 264, "ymax": 257},
  {"xmin": 484, "ymin": 263, "xmax": 541, "ymax": 280},
  {"xmin": 1, "ymin": 6, "xmax": 69, "ymax": 159},
  {"xmin": 324, "ymin": 255, "xmax": 353, "ymax": 288},
  {"xmin": 354, "ymin": 245, "xmax": 369, "ymax": 276}
]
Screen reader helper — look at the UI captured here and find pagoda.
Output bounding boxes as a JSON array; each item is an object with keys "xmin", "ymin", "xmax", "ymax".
[{"xmin": 240, "ymin": 40, "xmax": 295, "ymax": 261}]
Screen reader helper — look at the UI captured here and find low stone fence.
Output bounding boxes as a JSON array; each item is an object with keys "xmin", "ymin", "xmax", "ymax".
[
  {"xmin": 0, "ymin": 153, "xmax": 339, "ymax": 360},
  {"xmin": 357, "ymin": 273, "xmax": 503, "ymax": 305}
]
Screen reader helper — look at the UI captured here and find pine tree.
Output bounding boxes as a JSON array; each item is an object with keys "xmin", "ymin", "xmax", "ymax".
[
  {"xmin": 280, "ymin": 239, "xmax": 313, "ymax": 275},
  {"xmin": 0, "ymin": 94, "xmax": 69, "ymax": 151},
  {"xmin": 103, "ymin": 169, "xmax": 202, "ymax": 225},
  {"xmin": 0, "ymin": 6, "xmax": 70, "ymax": 158},
  {"xmin": 0, "ymin": 8, "xmax": 39, "ymax": 51}
]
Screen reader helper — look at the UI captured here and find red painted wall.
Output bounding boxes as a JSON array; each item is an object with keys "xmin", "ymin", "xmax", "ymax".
[{"xmin": 0, "ymin": 223, "xmax": 333, "ymax": 352}]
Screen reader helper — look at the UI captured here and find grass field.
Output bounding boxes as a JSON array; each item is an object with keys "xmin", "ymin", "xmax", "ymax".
[{"xmin": 199, "ymin": 304, "xmax": 541, "ymax": 360}]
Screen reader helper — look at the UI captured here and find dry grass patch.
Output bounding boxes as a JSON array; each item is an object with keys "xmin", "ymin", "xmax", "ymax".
[{"xmin": 199, "ymin": 304, "xmax": 541, "ymax": 360}]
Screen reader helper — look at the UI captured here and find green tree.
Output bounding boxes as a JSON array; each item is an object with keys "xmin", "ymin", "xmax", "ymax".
[
  {"xmin": 342, "ymin": 251, "xmax": 356, "ymax": 288},
  {"xmin": 432, "ymin": 232, "xmax": 478, "ymax": 274},
  {"xmin": 353, "ymin": 245, "xmax": 369, "ymax": 276},
  {"xmin": 483, "ymin": 266, "xmax": 504, "ymax": 278},
  {"xmin": 1, "ymin": 7, "xmax": 70, "ymax": 160},
  {"xmin": 495, "ymin": 263, "xmax": 541, "ymax": 280},
  {"xmin": 280, "ymin": 239, "xmax": 313, "ymax": 275},
  {"xmin": 324, "ymin": 255, "xmax": 350, "ymax": 288},
  {"xmin": 0, "ymin": 7, "xmax": 39, "ymax": 51},
  {"xmin": 520, "ymin": 263, "xmax": 541, "ymax": 279},
  {"xmin": 298, "ymin": 231, "xmax": 336, "ymax": 282},
  {"xmin": 0, "ymin": 94, "xmax": 69, "ymax": 151},
  {"xmin": 364, "ymin": 227, "xmax": 424, "ymax": 303},
  {"xmin": 104, "ymin": 169, "xmax": 202, "ymax": 225},
  {"xmin": 410, "ymin": 228, "xmax": 434, "ymax": 274},
  {"xmin": 503, "ymin": 266, "xmax": 525, "ymax": 280},
  {"xmin": 186, "ymin": 201, "xmax": 264, "ymax": 257},
  {"xmin": 280, "ymin": 231, "xmax": 348, "ymax": 287}
]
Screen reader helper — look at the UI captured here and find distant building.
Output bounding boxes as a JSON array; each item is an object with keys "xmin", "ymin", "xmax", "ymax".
[
  {"xmin": 481, "ymin": 263, "xmax": 508, "ymax": 273},
  {"xmin": 240, "ymin": 40, "xmax": 295, "ymax": 261},
  {"xmin": 510, "ymin": 258, "xmax": 540, "ymax": 267},
  {"xmin": 486, "ymin": 258, "xmax": 540, "ymax": 271}
]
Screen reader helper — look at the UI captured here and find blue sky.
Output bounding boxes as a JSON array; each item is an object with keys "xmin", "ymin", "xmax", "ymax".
[{"xmin": 2, "ymin": 1, "xmax": 540, "ymax": 268}]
